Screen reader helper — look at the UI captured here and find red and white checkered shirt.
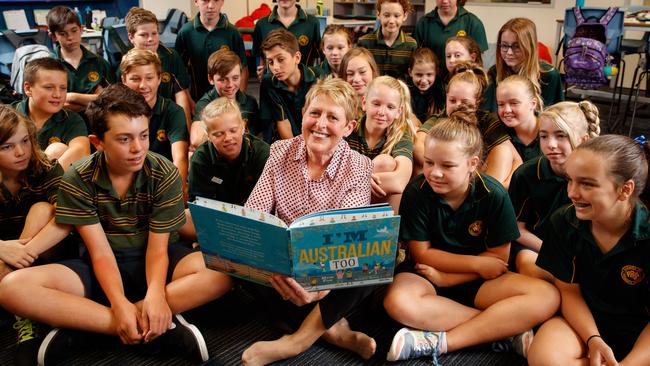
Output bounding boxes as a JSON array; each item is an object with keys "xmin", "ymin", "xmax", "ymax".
[{"xmin": 246, "ymin": 136, "xmax": 373, "ymax": 225}]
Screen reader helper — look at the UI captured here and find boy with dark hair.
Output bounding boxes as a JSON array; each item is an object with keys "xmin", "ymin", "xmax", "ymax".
[
  {"xmin": 46, "ymin": 6, "xmax": 113, "ymax": 112},
  {"xmin": 124, "ymin": 7, "xmax": 193, "ymax": 127},
  {"xmin": 190, "ymin": 49, "xmax": 259, "ymax": 151},
  {"xmin": 253, "ymin": 0, "xmax": 321, "ymax": 78},
  {"xmin": 14, "ymin": 57, "xmax": 90, "ymax": 170},
  {"xmin": 0, "ymin": 84, "xmax": 232, "ymax": 365},
  {"xmin": 175, "ymin": 0, "xmax": 248, "ymax": 101},
  {"xmin": 259, "ymin": 29, "xmax": 320, "ymax": 141}
]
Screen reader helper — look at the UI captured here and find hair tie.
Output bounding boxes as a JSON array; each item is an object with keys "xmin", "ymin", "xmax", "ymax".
[{"xmin": 634, "ymin": 135, "xmax": 646, "ymax": 147}]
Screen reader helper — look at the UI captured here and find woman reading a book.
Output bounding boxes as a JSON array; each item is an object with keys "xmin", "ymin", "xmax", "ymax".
[{"xmin": 241, "ymin": 77, "xmax": 377, "ymax": 366}]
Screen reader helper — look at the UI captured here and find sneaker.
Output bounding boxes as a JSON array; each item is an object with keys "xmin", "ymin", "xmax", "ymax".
[
  {"xmin": 14, "ymin": 317, "xmax": 42, "ymax": 366},
  {"xmin": 37, "ymin": 328, "xmax": 79, "ymax": 366},
  {"xmin": 163, "ymin": 314, "xmax": 209, "ymax": 363},
  {"xmin": 387, "ymin": 327, "xmax": 443, "ymax": 365},
  {"xmin": 491, "ymin": 329, "xmax": 534, "ymax": 358}
]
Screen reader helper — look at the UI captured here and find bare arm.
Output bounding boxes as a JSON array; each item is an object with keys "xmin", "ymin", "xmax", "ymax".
[
  {"xmin": 410, "ymin": 240, "xmax": 508, "ymax": 279},
  {"xmin": 171, "ymin": 141, "xmax": 189, "ymax": 202},
  {"xmin": 189, "ymin": 121, "xmax": 208, "ymax": 153},
  {"xmin": 174, "ymin": 90, "xmax": 193, "ymax": 134},
  {"xmin": 413, "ymin": 130, "xmax": 427, "ymax": 176},
  {"xmin": 56, "ymin": 136, "xmax": 90, "ymax": 171},
  {"xmin": 484, "ymin": 140, "xmax": 521, "ymax": 188},
  {"xmin": 373, "ymin": 155, "xmax": 412, "ymax": 195},
  {"xmin": 515, "ymin": 221, "xmax": 543, "ymax": 252},
  {"xmin": 240, "ymin": 67, "xmax": 249, "ymax": 92},
  {"xmin": 277, "ymin": 120, "xmax": 294, "ymax": 140},
  {"xmin": 141, "ymin": 231, "xmax": 172, "ymax": 342}
]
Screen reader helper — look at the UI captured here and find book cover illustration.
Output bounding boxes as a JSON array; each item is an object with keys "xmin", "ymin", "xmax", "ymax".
[{"xmin": 189, "ymin": 198, "xmax": 400, "ymax": 291}]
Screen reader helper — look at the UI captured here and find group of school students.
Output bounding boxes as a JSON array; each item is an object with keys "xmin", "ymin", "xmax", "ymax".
[{"xmin": 0, "ymin": 0, "xmax": 648, "ymax": 365}]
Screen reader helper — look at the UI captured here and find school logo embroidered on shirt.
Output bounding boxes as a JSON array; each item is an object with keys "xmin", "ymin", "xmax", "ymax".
[
  {"xmin": 468, "ymin": 220, "xmax": 483, "ymax": 236},
  {"xmin": 88, "ymin": 71, "xmax": 100, "ymax": 82},
  {"xmin": 298, "ymin": 35, "xmax": 309, "ymax": 46},
  {"xmin": 48, "ymin": 136, "xmax": 61, "ymax": 145},
  {"xmin": 456, "ymin": 30, "xmax": 467, "ymax": 37},
  {"xmin": 161, "ymin": 72, "xmax": 171, "ymax": 83},
  {"xmin": 621, "ymin": 265, "xmax": 645, "ymax": 285},
  {"xmin": 156, "ymin": 129, "xmax": 167, "ymax": 142}
]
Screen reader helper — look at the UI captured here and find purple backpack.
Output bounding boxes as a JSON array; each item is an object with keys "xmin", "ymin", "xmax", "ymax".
[{"xmin": 564, "ymin": 7, "xmax": 618, "ymax": 88}]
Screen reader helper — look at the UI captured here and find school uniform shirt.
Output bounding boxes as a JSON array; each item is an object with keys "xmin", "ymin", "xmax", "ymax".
[
  {"xmin": 14, "ymin": 100, "xmax": 87, "ymax": 151},
  {"xmin": 537, "ymin": 202, "xmax": 650, "ymax": 339},
  {"xmin": 409, "ymin": 81, "xmax": 445, "ymax": 124},
  {"xmin": 357, "ymin": 28, "xmax": 417, "ymax": 79},
  {"xmin": 193, "ymin": 89, "xmax": 260, "ymax": 135},
  {"xmin": 345, "ymin": 116, "xmax": 413, "ymax": 161},
  {"xmin": 507, "ymin": 128, "xmax": 541, "ymax": 162},
  {"xmin": 414, "ymin": 7, "xmax": 488, "ymax": 69},
  {"xmin": 482, "ymin": 62, "xmax": 565, "ymax": 112},
  {"xmin": 314, "ymin": 60, "xmax": 333, "ymax": 78},
  {"xmin": 508, "ymin": 155, "xmax": 568, "ymax": 238},
  {"xmin": 188, "ymin": 133, "xmax": 269, "ymax": 204},
  {"xmin": 56, "ymin": 151, "xmax": 185, "ymax": 250},
  {"xmin": 419, "ymin": 110, "xmax": 510, "ymax": 154},
  {"xmin": 252, "ymin": 5, "xmax": 321, "ymax": 67},
  {"xmin": 0, "ymin": 162, "xmax": 63, "ymax": 240},
  {"xmin": 400, "ymin": 173, "xmax": 520, "ymax": 255},
  {"xmin": 52, "ymin": 44, "xmax": 113, "ymax": 94},
  {"xmin": 148, "ymin": 97, "xmax": 189, "ymax": 162},
  {"xmin": 246, "ymin": 136, "xmax": 372, "ymax": 225},
  {"xmin": 175, "ymin": 13, "xmax": 247, "ymax": 100},
  {"xmin": 116, "ymin": 45, "xmax": 191, "ymax": 101},
  {"xmin": 259, "ymin": 63, "xmax": 320, "ymax": 138}
]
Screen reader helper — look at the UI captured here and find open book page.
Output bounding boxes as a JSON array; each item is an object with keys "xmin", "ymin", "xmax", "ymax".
[
  {"xmin": 194, "ymin": 197, "xmax": 287, "ymax": 228},
  {"xmin": 290, "ymin": 203, "xmax": 394, "ymax": 228}
]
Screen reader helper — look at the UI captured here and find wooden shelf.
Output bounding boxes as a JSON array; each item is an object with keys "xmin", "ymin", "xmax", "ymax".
[{"xmin": 333, "ymin": 0, "xmax": 426, "ymax": 30}]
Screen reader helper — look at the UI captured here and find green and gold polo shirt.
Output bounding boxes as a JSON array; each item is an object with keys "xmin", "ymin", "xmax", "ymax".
[
  {"xmin": 414, "ymin": 7, "xmax": 488, "ymax": 69},
  {"xmin": 252, "ymin": 5, "xmax": 321, "ymax": 66},
  {"xmin": 0, "ymin": 162, "xmax": 63, "ymax": 240},
  {"xmin": 420, "ymin": 109, "xmax": 510, "ymax": 154},
  {"xmin": 56, "ymin": 151, "xmax": 185, "ymax": 250},
  {"xmin": 259, "ymin": 63, "xmax": 320, "ymax": 137},
  {"xmin": 409, "ymin": 81, "xmax": 445, "ymax": 124},
  {"xmin": 400, "ymin": 172, "xmax": 519, "ymax": 255},
  {"xmin": 53, "ymin": 44, "xmax": 113, "ymax": 94},
  {"xmin": 189, "ymin": 133, "xmax": 269, "ymax": 204},
  {"xmin": 314, "ymin": 60, "xmax": 333, "ymax": 78},
  {"xmin": 193, "ymin": 89, "xmax": 260, "ymax": 135},
  {"xmin": 149, "ymin": 97, "xmax": 189, "ymax": 162},
  {"xmin": 537, "ymin": 202, "xmax": 650, "ymax": 334},
  {"xmin": 508, "ymin": 129, "xmax": 541, "ymax": 162},
  {"xmin": 346, "ymin": 115, "xmax": 413, "ymax": 161},
  {"xmin": 175, "ymin": 13, "xmax": 247, "ymax": 100},
  {"xmin": 15, "ymin": 100, "xmax": 87, "ymax": 151},
  {"xmin": 357, "ymin": 28, "xmax": 417, "ymax": 79},
  {"xmin": 508, "ymin": 155, "xmax": 568, "ymax": 238}
]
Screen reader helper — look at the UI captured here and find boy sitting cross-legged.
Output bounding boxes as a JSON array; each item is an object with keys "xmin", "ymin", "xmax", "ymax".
[{"xmin": 0, "ymin": 84, "xmax": 232, "ymax": 365}]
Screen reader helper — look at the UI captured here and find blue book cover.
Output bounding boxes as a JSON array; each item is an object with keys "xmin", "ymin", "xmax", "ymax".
[{"xmin": 189, "ymin": 198, "xmax": 400, "ymax": 290}]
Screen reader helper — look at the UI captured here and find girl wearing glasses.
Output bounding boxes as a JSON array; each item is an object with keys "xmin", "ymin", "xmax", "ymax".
[{"xmin": 482, "ymin": 18, "xmax": 564, "ymax": 112}]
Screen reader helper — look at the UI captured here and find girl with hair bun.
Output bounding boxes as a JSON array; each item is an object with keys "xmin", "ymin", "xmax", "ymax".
[
  {"xmin": 508, "ymin": 100, "xmax": 601, "ymax": 279},
  {"xmin": 383, "ymin": 108, "xmax": 559, "ymax": 362},
  {"xmin": 529, "ymin": 134, "xmax": 650, "ymax": 366}
]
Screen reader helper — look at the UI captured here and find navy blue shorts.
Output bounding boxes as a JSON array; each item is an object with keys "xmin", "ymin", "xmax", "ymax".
[
  {"xmin": 59, "ymin": 243, "xmax": 194, "ymax": 305},
  {"xmin": 395, "ymin": 260, "xmax": 485, "ymax": 308}
]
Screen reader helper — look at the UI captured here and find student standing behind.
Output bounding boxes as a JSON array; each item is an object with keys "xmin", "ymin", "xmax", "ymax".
[
  {"xmin": 529, "ymin": 135, "xmax": 650, "ymax": 366},
  {"xmin": 46, "ymin": 6, "xmax": 113, "ymax": 112},
  {"xmin": 259, "ymin": 29, "xmax": 320, "ymax": 141},
  {"xmin": 120, "ymin": 49, "xmax": 189, "ymax": 200},
  {"xmin": 508, "ymin": 101, "xmax": 600, "ymax": 279},
  {"xmin": 175, "ymin": 0, "xmax": 248, "ymax": 100},
  {"xmin": 346, "ymin": 76, "xmax": 416, "ymax": 213},
  {"xmin": 408, "ymin": 47, "xmax": 445, "ymax": 124},
  {"xmin": 124, "ymin": 7, "xmax": 193, "ymax": 131},
  {"xmin": 179, "ymin": 98, "xmax": 269, "ymax": 241},
  {"xmin": 482, "ymin": 18, "xmax": 563, "ymax": 112},
  {"xmin": 0, "ymin": 84, "xmax": 232, "ymax": 365},
  {"xmin": 14, "ymin": 58, "xmax": 90, "ymax": 171},
  {"xmin": 357, "ymin": 0, "xmax": 417, "ymax": 79},
  {"xmin": 316, "ymin": 25, "xmax": 352, "ymax": 78},
  {"xmin": 190, "ymin": 49, "xmax": 260, "ymax": 151},
  {"xmin": 496, "ymin": 75, "xmax": 543, "ymax": 162},
  {"xmin": 414, "ymin": 0, "xmax": 488, "ymax": 76},
  {"xmin": 253, "ymin": 0, "xmax": 321, "ymax": 78}
]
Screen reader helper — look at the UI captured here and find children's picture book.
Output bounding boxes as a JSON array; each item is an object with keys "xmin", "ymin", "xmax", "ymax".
[{"xmin": 189, "ymin": 197, "xmax": 401, "ymax": 291}]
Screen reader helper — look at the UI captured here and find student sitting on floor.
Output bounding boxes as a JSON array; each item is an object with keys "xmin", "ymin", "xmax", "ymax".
[
  {"xmin": 0, "ymin": 84, "xmax": 231, "ymax": 366},
  {"xmin": 315, "ymin": 24, "xmax": 352, "ymax": 78},
  {"xmin": 407, "ymin": 47, "xmax": 445, "ymax": 125},
  {"xmin": 47, "ymin": 6, "xmax": 113, "ymax": 112},
  {"xmin": 383, "ymin": 109, "xmax": 559, "ymax": 363},
  {"xmin": 444, "ymin": 36, "xmax": 483, "ymax": 77},
  {"xmin": 529, "ymin": 135, "xmax": 650, "ymax": 366},
  {"xmin": 13, "ymin": 58, "xmax": 90, "ymax": 171}
]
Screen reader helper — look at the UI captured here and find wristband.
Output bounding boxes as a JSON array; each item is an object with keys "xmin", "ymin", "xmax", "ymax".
[{"xmin": 586, "ymin": 334, "xmax": 601, "ymax": 346}]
